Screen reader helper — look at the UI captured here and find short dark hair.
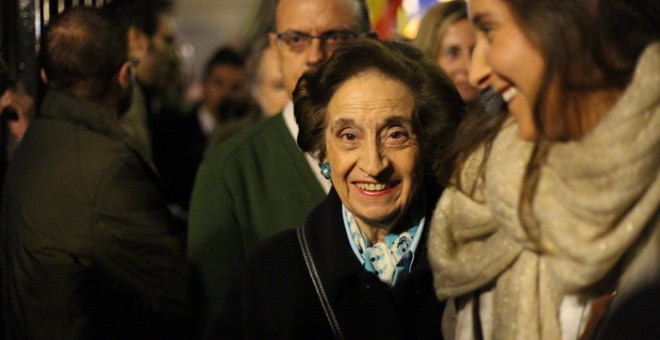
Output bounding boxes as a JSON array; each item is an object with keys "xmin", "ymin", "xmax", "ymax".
[
  {"xmin": 294, "ymin": 37, "xmax": 465, "ymax": 185},
  {"xmin": 268, "ymin": 0, "xmax": 371, "ymax": 33},
  {"xmin": 204, "ymin": 47, "xmax": 245, "ymax": 78},
  {"xmin": 42, "ymin": 7, "xmax": 127, "ymax": 102},
  {"xmin": 103, "ymin": 0, "xmax": 173, "ymax": 37}
]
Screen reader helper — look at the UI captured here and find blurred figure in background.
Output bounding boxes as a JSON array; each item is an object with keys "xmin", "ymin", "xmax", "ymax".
[
  {"xmin": 0, "ymin": 60, "xmax": 32, "ymax": 143},
  {"xmin": 103, "ymin": 0, "xmax": 180, "ymax": 161},
  {"xmin": 105, "ymin": 0, "xmax": 215, "ymax": 221},
  {"xmin": 414, "ymin": 0, "xmax": 477, "ymax": 104},
  {"xmin": 207, "ymin": 41, "xmax": 288, "ymax": 145},
  {"xmin": 247, "ymin": 42, "xmax": 288, "ymax": 117},
  {"xmin": 197, "ymin": 46, "xmax": 246, "ymax": 131},
  {"xmin": 1, "ymin": 7, "xmax": 188, "ymax": 338},
  {"xmin": 0, "ymin": 59, "xmax": 33, "ymax": 195},
  {"xmin": 153, "ymin": 46, "xmax": 245, "ymax": 215}
]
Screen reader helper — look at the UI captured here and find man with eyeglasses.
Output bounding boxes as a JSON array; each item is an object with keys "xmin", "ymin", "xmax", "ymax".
[{"xmin": 187, "ymin": 0, "xmax": 371, "ymax": 336}]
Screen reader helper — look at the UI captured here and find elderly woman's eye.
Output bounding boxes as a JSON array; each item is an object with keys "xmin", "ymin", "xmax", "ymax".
[
  {"xmin": 341, "ymin": 133, "xmax": 356, "ymax": 141},
  {"xmin": 389, "ymin": 130, "xmax": 409, "ymax": 140}
]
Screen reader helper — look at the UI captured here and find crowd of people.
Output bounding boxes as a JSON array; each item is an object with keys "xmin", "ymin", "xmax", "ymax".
[{"xmin": 0, "ymin": 0, "xmax": 657, "ymax": 339}]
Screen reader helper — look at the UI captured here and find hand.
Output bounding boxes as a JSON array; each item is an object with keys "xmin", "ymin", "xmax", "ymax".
[{"xmin": 1, "ymin": 81, "xmax": 33, "ymax": 141}]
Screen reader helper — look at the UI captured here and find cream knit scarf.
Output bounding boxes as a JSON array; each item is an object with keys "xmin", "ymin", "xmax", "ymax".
[{"xmin": 428, "ymin": 43, "xmax": 660, "ymax": 340}]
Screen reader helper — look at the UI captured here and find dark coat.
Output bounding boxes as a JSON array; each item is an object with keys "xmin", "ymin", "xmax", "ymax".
[
  {"xmin": 213, "ymin": 188, "xmax": 445, "ymax": 339},
  {"xmin": 1, "ymin": 90, "xmax": 188, "ymax": 339},
  {"xmin": 188, "ymin": 113, "xmax": 326, "ymax": 337},
  {"xmin": 151, "ymin": 105, "xmax": 207, "ymax": 211}
]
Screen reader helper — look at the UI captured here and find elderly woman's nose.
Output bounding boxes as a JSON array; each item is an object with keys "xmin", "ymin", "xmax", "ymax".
[
  {"xmin": 468, "ymin": 42, "xmax": 491, "ymax": 89},
  {"xmin": 359, "ymin": 142, "xmax": 389, "ymax": 176}
]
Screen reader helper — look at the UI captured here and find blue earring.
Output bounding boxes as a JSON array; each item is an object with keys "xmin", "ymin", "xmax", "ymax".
[{"xmin": 320, "ymin": 162, "xmax": 331, "ymax": 180}]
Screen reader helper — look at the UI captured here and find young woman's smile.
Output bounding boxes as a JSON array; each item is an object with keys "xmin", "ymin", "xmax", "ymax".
[{"xmin": 468, "ymin": 0, "xmax": 545, "ymax": 141}]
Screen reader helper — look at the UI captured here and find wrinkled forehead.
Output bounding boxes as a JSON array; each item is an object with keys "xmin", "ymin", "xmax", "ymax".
[{"xmin": 275, "ymin": 0, "xmax": 359, "ymax": 33}]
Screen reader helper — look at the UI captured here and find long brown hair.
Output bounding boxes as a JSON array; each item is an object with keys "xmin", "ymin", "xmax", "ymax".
[
  {"xmin": 447, "ymin": 0, "xmax": 659, "ymax": 243},
  {"xmin": 502, "ymin": 0, "xmax": 660, "ymax": 140},
  {"xmin": 514, "ymin": 0, "xmax": 659, "ymax": 244},
  {"xmin": 438, "ymin": 87, "xmax": 507, "ymax": 196}
]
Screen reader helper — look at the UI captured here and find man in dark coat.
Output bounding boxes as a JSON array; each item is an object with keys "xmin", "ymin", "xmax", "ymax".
[{"xmin": 0, "ymin": 7, "xmax": 188, "ymax": 339}]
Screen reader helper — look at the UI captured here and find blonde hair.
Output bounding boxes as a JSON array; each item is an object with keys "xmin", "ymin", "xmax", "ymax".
[{"xmin": 413, "ymin": 1, "xmax": 468, "ymax": 62}]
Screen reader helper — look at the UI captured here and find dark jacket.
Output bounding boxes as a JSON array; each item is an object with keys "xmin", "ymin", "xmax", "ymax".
[
  {"xmin": 214, "ymin": 188, "xmax": 445, "ymax": 339},
  {"xmin": 188, "ymin": 112, "xmax": 326, "ymax": 337},
  {"xmin": 151, "ymin": 105, "xmax": 207, "ymax": 211},
  {"xmin": 1, "ymin": 90, "xmax": 188, "ymax": 339}
]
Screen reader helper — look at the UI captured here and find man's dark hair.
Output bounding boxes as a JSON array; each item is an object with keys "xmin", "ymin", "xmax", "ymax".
[
  {"xmin": 204, "ymin": 47, "xmax": 245, "ymax": 78},
  {"xmin": 41, "ymin": 7, "xmax": 127, "ymax": 102},
  {"xmin": 103, "ymin": 0, "xmax": 174, "ymax": 37}
]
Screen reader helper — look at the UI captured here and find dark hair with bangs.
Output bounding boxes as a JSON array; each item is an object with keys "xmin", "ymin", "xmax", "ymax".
[
  {"xmin": 293, "ymin": 37, "xmax": 466, "ymax": 185},
  {"xmin": 42, "ymin": 7, "xmax": 127, "ymax": 102}
]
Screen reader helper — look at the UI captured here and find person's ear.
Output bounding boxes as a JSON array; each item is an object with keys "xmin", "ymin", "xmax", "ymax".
[
  {"xmin": 127, "ymin": 26, "xmax": 149, "ymax": 60},
  {"xmin": 40, "ymin": 68, "xmax": 48, "ymax": 84},
  {"xmin": 117, "ymin": 62, "xmax": 131, "ymax": 90}
]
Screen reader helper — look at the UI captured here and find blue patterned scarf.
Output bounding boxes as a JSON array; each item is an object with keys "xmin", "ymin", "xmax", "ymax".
[{"xmin": 343, "ymin": 206, "xmax": 425, "ymax": 286}]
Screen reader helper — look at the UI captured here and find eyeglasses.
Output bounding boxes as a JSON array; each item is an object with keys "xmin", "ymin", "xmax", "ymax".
[{"xmin": 274, "ymin": 30, "xmax": 361, "ymax": 53}]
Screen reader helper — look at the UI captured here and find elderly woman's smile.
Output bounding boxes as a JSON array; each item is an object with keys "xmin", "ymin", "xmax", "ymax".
[
  {"xmin": 353, "ymin": 181, "xmax": 400, "ymax": 194},
  {"xmin": 324, "ymin": 70, "xmax": 421, "ymax": 235}
]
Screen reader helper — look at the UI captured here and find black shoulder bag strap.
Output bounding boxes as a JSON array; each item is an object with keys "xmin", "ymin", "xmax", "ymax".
[{"xmin": 297, "ymin": 226, "xmax": 345, "ymax": 340}]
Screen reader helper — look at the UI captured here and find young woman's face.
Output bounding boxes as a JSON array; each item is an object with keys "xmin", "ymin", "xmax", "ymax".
[
  {"xmin": 324, "ymin": 71, "xmax": 422, "ymax": 232},
  {"xmin": 436, "ymin": 19, "xmax": 478, "ymax": 103},
  {"xmin": 467, "ymin": 0, "xmax": 546, "ymax": 141}
]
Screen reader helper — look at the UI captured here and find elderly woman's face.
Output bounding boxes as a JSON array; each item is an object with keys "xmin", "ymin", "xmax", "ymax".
[{"xmin": 324, "ymin": 71, "xmax": 421, "ymax": 231}]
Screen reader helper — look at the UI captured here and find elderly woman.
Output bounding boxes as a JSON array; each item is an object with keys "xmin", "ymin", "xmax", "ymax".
[
  {"xmin": 413, "ymin": 0, "xmax": 477, "ymax": 104},
  {"xmin": 213, "ymin": 37, "xmax": 465, "ymax": 338}
]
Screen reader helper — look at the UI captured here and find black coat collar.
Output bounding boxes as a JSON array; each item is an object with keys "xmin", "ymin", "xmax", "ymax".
[{"xmin": 301, "ymin": 187, "xmax": 436, "ymax": 305}]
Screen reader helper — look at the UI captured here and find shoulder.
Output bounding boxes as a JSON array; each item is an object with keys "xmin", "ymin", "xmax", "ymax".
[
  {"xmin": 241, "ymin": 229, "xmax": 301, "ymax": 271},
  {"xmin": 223, "ymin": 228, "xmax": 309, "ymax": 307},
  {"xmin": 229, "ymin": 228, "xmax": 310, "ymax": 290},
  {"xmin": 201, "ymin": 114, "xmax": 288, "ymax": 171},
  {"xmin": 20, "ymin": 115, "xmax": 142, "ymax": 179}
]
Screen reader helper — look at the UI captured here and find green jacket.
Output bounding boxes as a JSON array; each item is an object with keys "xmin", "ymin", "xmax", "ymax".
[
  {"xmin": 188, "ymin": 113, "xmax": 326, "ymax": 336},
  {"xmin": 1, "ymin": 90, "xmax": 188, "ymax": 339}
]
